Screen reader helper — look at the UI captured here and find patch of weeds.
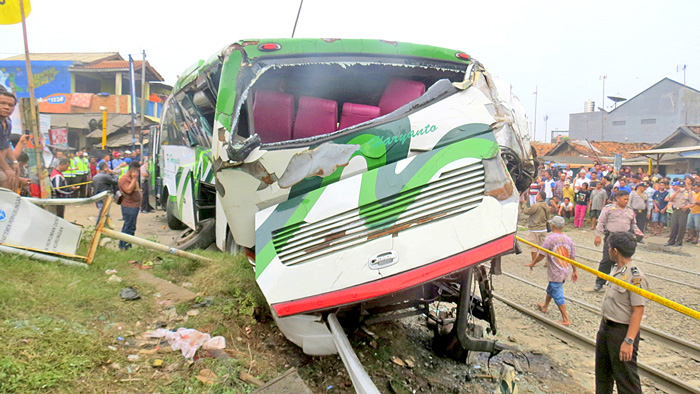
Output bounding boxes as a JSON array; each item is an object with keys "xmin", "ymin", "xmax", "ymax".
[
  {"xmin": 160, "ymin": 358, "xmax": 256, "ymax": 394},
  {"xmin": 0, "ymin": 317, "xmax": 110, "ymax": 393}
]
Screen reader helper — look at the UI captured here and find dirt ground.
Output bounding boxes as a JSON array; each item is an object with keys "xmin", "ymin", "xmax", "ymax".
[
  {"xmin": 64, "ymin": 202, "xmax": 182, "ymax": 246},
  {"xmin": 58, "ymin": 204, "xmax": 699, "ymax": 393}
]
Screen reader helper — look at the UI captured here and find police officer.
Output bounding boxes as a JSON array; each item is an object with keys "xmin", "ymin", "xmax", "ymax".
[
  {"xmin": 665, "ymin": 181, "xmax": 696, "ymax": 246},
  {"xmin": 593, "ymin": 190, "xmax": 643, "ymax": 291},
  {"xmin": 596, "ymin": 232, "xmax": 648, "ymax": 394},
  {"xmin": 628, "ymin": 183, "xmax": 649, "ymax": 243}
]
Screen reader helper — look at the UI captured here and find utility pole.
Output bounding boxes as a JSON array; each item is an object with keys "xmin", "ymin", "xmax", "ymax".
[
  {"xmin": 533, "ymin": 86, "xmax": 538, "ymax": 142},
  {"xmin": 19, "ymin": 1, "xmax": 47, "ymax": 198},
  {"xmin": 599, "ymin": 75, "xmax": 607, "ymax": 111},
  {"xmin": 543, "ymin": 115, "xmax": 549, "ymax": 142},
  {"xmin": 677, "ymin": 64, "xmax": 687, "ymax": 86},
  {"xmin": 291, "ymin": 0, "xmax": 304, "ymax": 38},
  {"xmin": 140, "ymin": 50, "xmax": 146, "ymax": 157}
]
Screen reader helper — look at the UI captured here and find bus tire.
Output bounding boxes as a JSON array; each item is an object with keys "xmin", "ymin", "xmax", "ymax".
[
  {"xmin": 172, "ymin": 218, "xmax": 215, "ymax": 250},
  {"xmin": 166, "ymin": 199, "xmax": 186, "ymax": 230},
  {"xmin": 226, "ymin": 230, "xmax": 242, "ymax": 255}
]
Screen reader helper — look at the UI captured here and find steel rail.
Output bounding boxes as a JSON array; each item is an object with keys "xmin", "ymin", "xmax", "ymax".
[
  {"xmin": 499, "ymin": 270, "xmax": 700, "ymax": 360},
  {"xmin": 574, "ymin": 243, "xmax": 700, "ymax": 277},
  {"xmin": 494, "ymin": 293, "xmax": 700, "ymax": 394},
  {"xmin": 575, "ymin": 254, "xmax": 700, "ymax": 291}
]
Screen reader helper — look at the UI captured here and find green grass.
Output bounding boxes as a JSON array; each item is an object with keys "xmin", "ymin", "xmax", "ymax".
[{"xmin": 0, "ymin": 242, "xmax": 274, "ymax": 394}]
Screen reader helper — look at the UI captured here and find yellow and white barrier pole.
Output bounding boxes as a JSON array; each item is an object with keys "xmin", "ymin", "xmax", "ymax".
[{"xmin": 516, "ymin": 236, "xmax": 700, "ymax": 322}]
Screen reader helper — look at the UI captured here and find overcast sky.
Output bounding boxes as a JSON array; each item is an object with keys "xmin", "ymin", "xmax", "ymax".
[{"xmin": 2, "ymin": 0, "xmax": 699, "ymax": 142}]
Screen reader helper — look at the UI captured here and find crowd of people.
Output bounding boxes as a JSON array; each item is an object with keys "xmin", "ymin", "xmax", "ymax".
[
  {"xmin": 523, "ymin": 161, "xmax": 700, "ymax": 248},
  {"xmin": 0, "ymin": 87, "xmax": 152, "ymax": 250}
]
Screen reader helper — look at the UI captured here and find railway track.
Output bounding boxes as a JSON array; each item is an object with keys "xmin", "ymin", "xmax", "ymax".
[
  {"xmin": 574, "ymin": 254, "xmax": 700, "ymax": 291},
  {"xmin": 494, "ymin": 271, "xmax": 700, "ymax": 394},
  {"xmin": 574, "ymin": 243, "xmax": 700, "ymax": 277}
]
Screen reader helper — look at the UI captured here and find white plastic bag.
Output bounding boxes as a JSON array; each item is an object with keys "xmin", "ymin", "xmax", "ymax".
[{"xmin": 145, "ymin": 327, "xmax": 226, "ymax": 359}]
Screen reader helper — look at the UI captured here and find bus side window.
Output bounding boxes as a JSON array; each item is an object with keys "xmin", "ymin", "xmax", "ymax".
[{"xmin": 161, "ymin": 99, "xmax": 189, "ymax": 146}]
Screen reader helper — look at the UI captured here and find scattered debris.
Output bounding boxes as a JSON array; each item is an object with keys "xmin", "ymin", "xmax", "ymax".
[
  {"xmin": 107, "ymin": 274, "xmax": 123, "ymax": 283},
  {"xmin": 495, "ymin": 364, "xmax": 518, "ymax": 394},
  {"xmin": 127, "ymin": 354, "xmax": 140, "ymax": 361},
  {"xmin": 107, "ymin": 346, "xmax": 117, "ymax": 351},
  {"xmin": 250, "ymin": 368, "xmax": 313, "ymax": 394},
  {"xmin": 152, "ymin": 359, "xmax": 164, "ymax": 368},
  {"xmin": 391, "ymin": 356, "xmax": 406, "ymax": 367},
  {"xmin": 139, "ymin": 347, "xmax": 161, "ymax": 355},
  {"xmin": 192, "ymin": 297, "xmax": 213, "ymax": 308},
  {"xmin": 119, "ymin": 287, "xmax": 141, "ymax": 301},
  {"xmin": 196, "ymin": 369, "xmax": 218, "ymax": 385},
  {"xmin": 240, "ymin": 370, "xmax": 265, "ymax": 387},
  {"xmin": 186, "ymin": 309, "xmax": 199, "ymax": 317},
  {"xmin": 144, "ymin": 328, "xmax": 225, "ymax": 359},
  {"xmin": 105, "ymin": 269, "xmax": 117, "ymax": 275}
]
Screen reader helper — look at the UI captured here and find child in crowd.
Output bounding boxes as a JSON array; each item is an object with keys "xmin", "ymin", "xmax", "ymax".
[
  {"xmin": 527, "ymin": 216, "xmax": 579, "ymax": 326},
  {"xmin": 574, "ymin": 182, "xmax": 591, "ymax": 228}
]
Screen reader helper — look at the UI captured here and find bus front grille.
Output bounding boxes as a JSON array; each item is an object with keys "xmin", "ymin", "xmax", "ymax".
[{"xmin": 272, "ymin": 161, "xmax": 485, "ymax": 266}]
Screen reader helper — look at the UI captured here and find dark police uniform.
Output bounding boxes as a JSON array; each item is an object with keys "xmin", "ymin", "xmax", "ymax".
[
  {"xmin": 596, "ymin": 262, "xmax": 648, "ymax": 394},
  {"xmin": 594, "ymin": 203, "xmax": 640, "ymax": 290}
]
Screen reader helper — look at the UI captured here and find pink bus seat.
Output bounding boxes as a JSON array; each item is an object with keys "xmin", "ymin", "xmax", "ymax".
[
  {"xmin": 293, "ymin": 96, "xmax": 338, "ymax": 139},
  {"xmin": 253, "ymin": 90, "xmax": 294, "ymax": 143},
  {"xmin": 378, "ymin": 78, "xmax": 426, "ymax": 116},
  {"xmin": 339, "ymin": 102, "xmax": 381, "ymax": 129}
]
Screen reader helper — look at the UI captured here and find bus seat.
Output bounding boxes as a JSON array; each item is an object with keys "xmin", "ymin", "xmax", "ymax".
[
  {"xmin": 378, "ymin": 78, "xmax": 426, "ymax": 115},
  {"xmin": 339, "ymin": 103, "xmax": 381, "ymax": 129},
  {"xmin": 253, "ymin": 90, "xmax": 294, "ymax": 143},
  {"xmin": 293, "ymin": 96, "xmax": 338, "ymax": 139}
]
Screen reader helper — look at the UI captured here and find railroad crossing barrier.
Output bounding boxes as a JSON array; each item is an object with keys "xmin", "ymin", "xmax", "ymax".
[{"xmin": 516, "ymin": 236, "xmax": 700, "ymax": 322}]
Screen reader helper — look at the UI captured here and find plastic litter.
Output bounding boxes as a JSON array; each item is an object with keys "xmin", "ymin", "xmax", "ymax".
[
  {"xmin": 144, "ymin": 327, "xmax": 226, "ymax": 359},
  {"xmin": 107, "ymin": 274, "xmax": 122, "ymax": 283},
  {"xmin": 127, "ymin": 354, "xmax": 140, "ymax": 361},
  {"xmin": 119, "ymin": 287, "xmax": 141, "ymax": 300},
  {"xmin": 105, "ymin": 269, "xmax": 117, "ymax": 275}
]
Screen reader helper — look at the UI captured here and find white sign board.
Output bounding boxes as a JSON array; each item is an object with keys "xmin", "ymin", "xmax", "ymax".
[{"xmin": 0, "ymin": 189, "xmax": 82, "ymax": 255}]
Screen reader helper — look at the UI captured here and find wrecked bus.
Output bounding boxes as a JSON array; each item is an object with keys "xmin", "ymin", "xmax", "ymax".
[{"xmin": 154, "ymin": 38, "xmax": 535, "ymax": 359}]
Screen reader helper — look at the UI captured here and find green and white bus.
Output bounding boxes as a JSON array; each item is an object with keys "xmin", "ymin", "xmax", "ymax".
[{"xmin": 153, "ymin": 38, "xmax": 535, "ymax": 357}]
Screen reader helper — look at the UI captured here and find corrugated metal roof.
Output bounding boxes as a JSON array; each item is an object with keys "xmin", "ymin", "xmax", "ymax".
[{"xmin": 1, "ymin": 52, "xmax": 121, "ymax": 62}]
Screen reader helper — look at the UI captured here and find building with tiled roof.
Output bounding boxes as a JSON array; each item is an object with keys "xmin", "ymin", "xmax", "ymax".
[
  {"xmin": 536, "ymin": 139, "xmax": 654, "ymax": 167},
  {"xmin": 0, "ymin": 52, "xmax": 170, "ymax": 149}
]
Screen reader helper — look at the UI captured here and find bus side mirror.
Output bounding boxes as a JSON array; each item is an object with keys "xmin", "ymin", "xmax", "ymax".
[{"xmin": 226, "ymin": 134, "xmax": 261, "ymax": 164}]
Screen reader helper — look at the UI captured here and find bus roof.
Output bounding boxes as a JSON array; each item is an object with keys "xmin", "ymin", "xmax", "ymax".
[{"xmin": 172, "ymin": 38, "xmax": 471, "ymax": 93}]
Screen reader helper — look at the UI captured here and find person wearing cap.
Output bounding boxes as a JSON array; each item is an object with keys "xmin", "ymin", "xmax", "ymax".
[
  {"xmin": 665, "ymin": 181, "xmax": 696, "ymax": 246},
  {"xmin": 563, "ymin": 180, "xmax": 575, "ymax": 203},
  {"xmin": 111, "ymin": 152, "xmax": 125, "ymax": 170},
  {"xmin": 592, "ymin": 190, "xmax": 644, "ymax": 292},
  {"xmin": 629, "ymin": 183, "xmax": 649, "ymax": 243},
  {"xmin": 595, "ymin": 232, "xmax": 648, "ymax": 394},
  {"xmin": 527, "ymin": 215, "xmax": 579, "ymax": 326},
  {"xmin": 650, "ymin": 182, "xmax": 669, "ymax": 236},
  {"xmin": 64, "ymin": 151, "xmax": 77, "ymax": 193}
]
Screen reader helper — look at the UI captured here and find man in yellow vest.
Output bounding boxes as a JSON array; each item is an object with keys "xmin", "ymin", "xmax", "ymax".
[
  {"xmin": 119, "ymin": 158, "xmax": 132, "ymax": 179},
  {"xmin": 74, "ymin": 149, "xmax": 89, "ymax": 198},
  {"xmin": 64, "ymin": 151, "xmax": 77, "ymax": 194}
]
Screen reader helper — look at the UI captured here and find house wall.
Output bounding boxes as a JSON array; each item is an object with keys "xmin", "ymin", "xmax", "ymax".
[
  {"xmin": 0, "ymin": 60, "xmax": 73, "ymax": 99},
  {"xmin": 569, "ymin": 79, "xmax": 700, "ymax": 143}
]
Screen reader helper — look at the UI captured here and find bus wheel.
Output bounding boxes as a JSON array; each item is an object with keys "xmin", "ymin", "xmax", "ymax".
[
  {"xmin": 226, "ymin": 230, "xmax": 242, "ymax": 255},
  {"xmin": 172, "ymin": 218, "xmax": 215, "ymax": 250},
  {"xmin": 166, "ymin": 199, "xmax": 186, "ymax": 230}
]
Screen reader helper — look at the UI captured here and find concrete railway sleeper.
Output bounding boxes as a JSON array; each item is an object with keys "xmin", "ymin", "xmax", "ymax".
[
  {"xmin": 574, "ymin": 243, "xmax": 700, "ymax": 278},
  {"xmin": 497, "ymin": 269, "xmax": 700, "ymax": 361},
  {"xmin": 494, "ymin": 293, "xmax": 700, "ymax": 394}
]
